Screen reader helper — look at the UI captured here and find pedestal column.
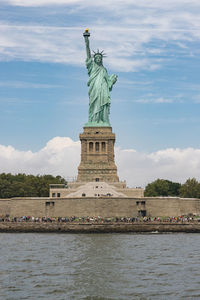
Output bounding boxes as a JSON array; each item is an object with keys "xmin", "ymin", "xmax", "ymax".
[{"xmin": 77, "ymin": 127, "xmax": 119, "ymax": 182}]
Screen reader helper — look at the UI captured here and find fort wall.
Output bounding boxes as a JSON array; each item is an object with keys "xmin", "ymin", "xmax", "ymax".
[
  {"xmin": 1, "ymin": 196, "xmax": 200, "ymax": 218},
  {"xmin": 0, "ymin": 199, "xmax": 11, "ymax": 216}
]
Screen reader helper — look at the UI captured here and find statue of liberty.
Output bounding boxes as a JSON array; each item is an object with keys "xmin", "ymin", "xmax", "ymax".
[{"xmin": 83, "ymin": 29, "xmax": 117, "ymax": 126}]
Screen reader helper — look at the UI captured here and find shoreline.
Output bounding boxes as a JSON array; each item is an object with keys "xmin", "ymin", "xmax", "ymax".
[{"xmin": 1, "ymin": 222, "xmax": 200, "ymax": 233}]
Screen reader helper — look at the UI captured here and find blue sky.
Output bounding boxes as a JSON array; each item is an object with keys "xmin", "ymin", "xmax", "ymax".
[{"xmin": 0, "ymin": 0, "xmax": 200, "ymax": 186}]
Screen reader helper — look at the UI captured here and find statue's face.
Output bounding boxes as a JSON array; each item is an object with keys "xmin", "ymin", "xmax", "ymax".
[{"xmin": 94, "ymin": 54, "xmax": 102, "ymax": 65}]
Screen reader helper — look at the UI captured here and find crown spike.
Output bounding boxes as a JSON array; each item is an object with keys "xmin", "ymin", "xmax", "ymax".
[{"xmin": 92, "ymin": 49, "xmax": 107, "ymax": 58}]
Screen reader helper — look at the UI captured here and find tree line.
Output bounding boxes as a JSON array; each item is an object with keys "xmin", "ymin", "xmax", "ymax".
[
  {"xmin": 0, "ymin": 173, "xmax": 200, "ymax": 199},
  {"xmin": 144, "ymin": 178, "xmax": 200, "ymax": 198},
  {"xmin": 0, "ymin": 173, "xmax": 67, "ymax": 198}
]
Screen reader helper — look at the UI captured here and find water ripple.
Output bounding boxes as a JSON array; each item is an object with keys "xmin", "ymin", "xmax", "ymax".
[{"xmin": 0, "ymin": 233, "xmax": 200, "ymax": 299}]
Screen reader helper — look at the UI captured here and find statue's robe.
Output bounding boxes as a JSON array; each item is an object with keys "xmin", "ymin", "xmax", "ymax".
[{"xmin": 86, "ymin": 58, "xmax": 113, "ymax": 124}]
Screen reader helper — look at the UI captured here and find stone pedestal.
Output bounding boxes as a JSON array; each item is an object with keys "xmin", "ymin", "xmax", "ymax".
[{"xmin": 77, "ymin": 127, "xmax": 119, "ymax": 182}]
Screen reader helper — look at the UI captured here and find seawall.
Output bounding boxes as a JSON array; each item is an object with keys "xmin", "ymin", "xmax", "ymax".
[
  {"xmin": 2, "ymin": 196, "xmax": 200, "ymax": 218},
  {"xmin": 1, "ymin": 222, "xmax": 200, "ymax": 233}
]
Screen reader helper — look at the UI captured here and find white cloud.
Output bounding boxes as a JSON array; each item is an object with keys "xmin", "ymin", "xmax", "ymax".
[
  {"xmin": 4, "ymin": 0, "xmax": 81, "ymax": 6},
  {"xmin": 0, "ymin": 136, "xmax": 200, "ymax": 188},
  {"xmin": 0, "ymin": 25, "xmax": 84, "ymax": 65},
  {"xmin": 116, "ymin": 147, "xmax": 200, "ymax": 187},
  {"xmin": 0, "ymin": 137, "xmax": 80, "ymax": 179},
  {"xmin": 136, "ymin": 97, "xmax": 173, "ymax": 104},
  {"xmin": 0, "ymin": 24, "xmax": 163, "ymax": 72},
  {"xmin": 1, "ymin": 0, "xmax": 200, "ymax": 71},
  {"xmin": 0, "ymin": 81, "xmax": 63, "ymax": 89},
  {"xmin": 0, "ymin": 22, "xmax": 197, "ymax": 72},
  {"xmin": 4, "ymin": 0, "xmax": 200, "ymax": 8}
]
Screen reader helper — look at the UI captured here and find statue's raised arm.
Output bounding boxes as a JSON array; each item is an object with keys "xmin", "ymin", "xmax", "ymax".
[
  {"xmin": 83, "ymin": 29, "xmax": 117, "ymax": 127},
  {"xmin": 83, "ymin": 28, "xmax": 91, "ymax": 60}
]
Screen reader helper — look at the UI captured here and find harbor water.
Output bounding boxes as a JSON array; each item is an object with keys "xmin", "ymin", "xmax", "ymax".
[{"xmin": 0, "ymin": 233, "xmax": 200, "ymax": 299}]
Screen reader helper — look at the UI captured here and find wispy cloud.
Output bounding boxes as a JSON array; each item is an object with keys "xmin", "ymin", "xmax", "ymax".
[
  {"xmin": 4, "ymin": 0, "xmax": 81, "ymax": 6},
  {"xmin": 0, "ymin": 0, "xmax": 200, "ymax": 71},
  {"xmin": 0, "ymin": 23, "xmax": 197, "ymax": 72},
  {"xmin": 0, "ymin": 81, "xmax": 64, "ymax": 88},
  {"xmin": 4, "ymin": 0, "xmax": 200, "ymax": 9},
  {"xmin": 136, "ymin": 97, "xmax": 174, "ymax": 104},
  {"xmin": 0, "ymin": 97, "xmax": 49, "ymax": 105},
  {"xmin": 193, "ymin": 95, "xmax": 200, "ymax": 103},
  {"xmin": 59, "ymin": 97, "xmax": 88, "ymax": 106},
  {"xmin": 118, "ymin": 79, "xmax": 153, "ymax": 86}
]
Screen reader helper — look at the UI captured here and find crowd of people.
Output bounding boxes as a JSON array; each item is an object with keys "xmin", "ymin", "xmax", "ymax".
[{"xmin": 0, "ymin": 215, "xmax": 199, "ymax": 223}]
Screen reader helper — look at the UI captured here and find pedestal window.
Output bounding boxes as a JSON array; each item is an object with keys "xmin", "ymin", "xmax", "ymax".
[
  {"xmin": 89, "ymin": 142, "xmax": 93, "ymax": 152},
  {"xmin": 102, "ymin": 142, "xmax": 106, "ymax": 152},
  {"xmin": 95, "ymin": 142, "xmax": 99, "ymax": 152}
]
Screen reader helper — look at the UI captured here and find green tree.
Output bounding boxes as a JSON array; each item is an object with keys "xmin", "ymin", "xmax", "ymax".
[
  {"xmin": 0, "ymin": 173, "xmax": 67, "ymax": 198},
  {"xmin": 179, "ymin": 178, "xmax": 200, "ymax": 198},
  {"xmin": 144, "ymin": 179, "xmax": 181, "ymax": 197}
]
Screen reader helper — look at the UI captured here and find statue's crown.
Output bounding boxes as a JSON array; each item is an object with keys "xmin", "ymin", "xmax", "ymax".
[{"xmin": 93, "ymin": 49, "xmax": 107, "ymax": 58}]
